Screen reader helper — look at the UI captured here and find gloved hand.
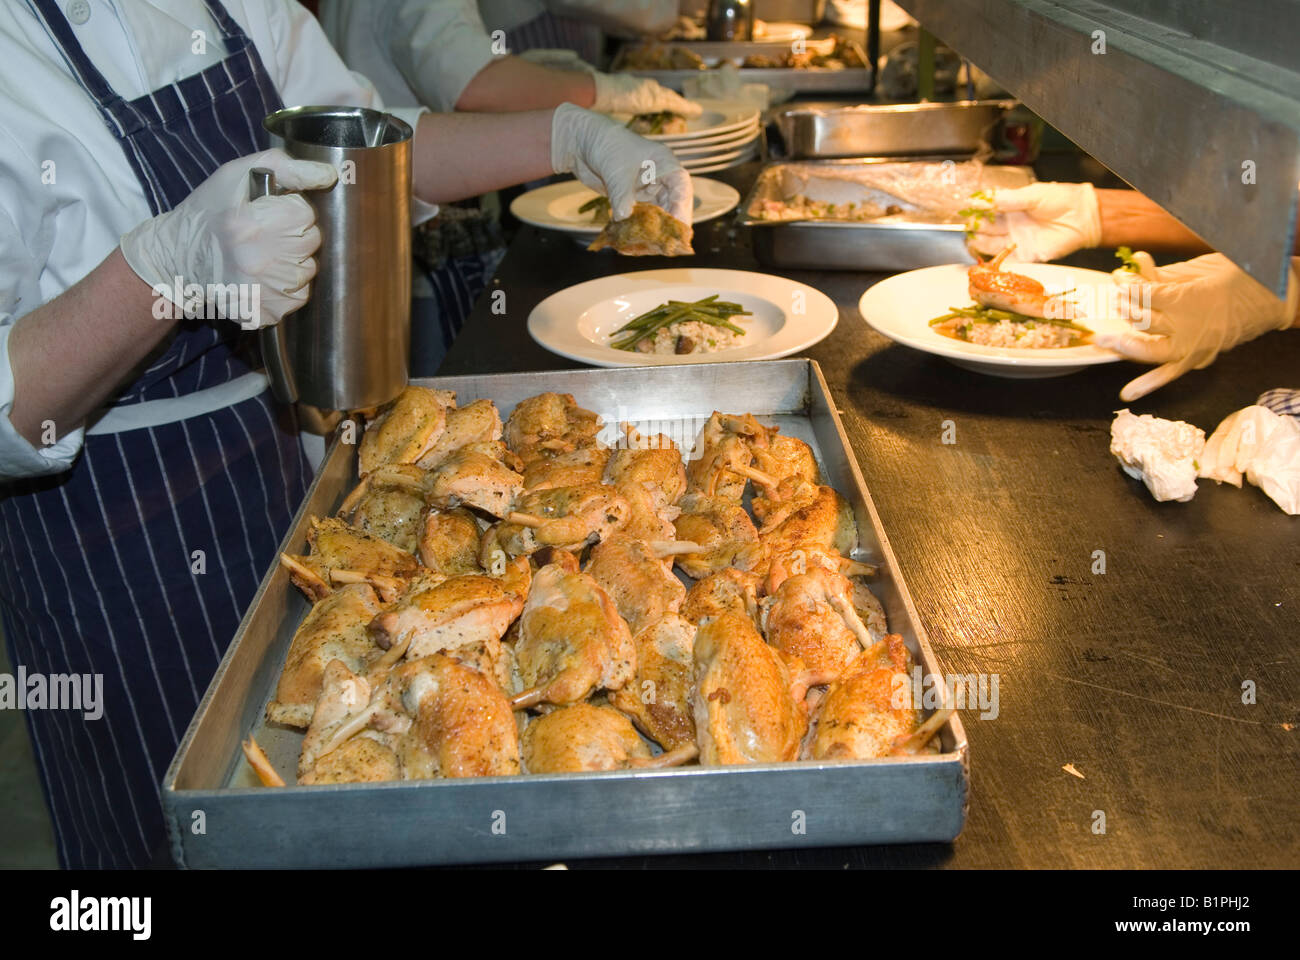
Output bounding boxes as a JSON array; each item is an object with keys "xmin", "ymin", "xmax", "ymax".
[
  {"xmin": 120, "ymin": 149, "xmax": 338, "ymax": 329},
  {"xmin": 969, "ymin": 182, "xmax": 1102, "ymax": 262},
  {"xmin": 1094, "ymin": 253, "xmax": 1300, "ymax": 402},
  {"xmin": 551, "ymin": 102, "xmax": 693, "ymax": 224},
  {"xmin": 591, "ymin": 72, "xmax": 703, "ymax": 118}
]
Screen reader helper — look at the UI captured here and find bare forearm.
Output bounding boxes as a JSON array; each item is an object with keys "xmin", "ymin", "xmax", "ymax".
[
  {"xmin": 8, "ymin": 248, "xmax": 171, "ymax": 444},
  {"xmin": 1096, "ymin": 189, "xmax": 1211, "ymax": 253},
  {"xmin": 412, "ymin": 110, "xmax": 554, "ymax": 203},
  {"xmin": 456, "ymin": 57, "xmax": 596, "ymax": 112}
]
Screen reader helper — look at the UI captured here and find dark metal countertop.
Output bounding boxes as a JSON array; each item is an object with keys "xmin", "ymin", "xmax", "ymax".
[{"xmin": 435, "ymin": 164, "xmax": 1300, "ymax": 869}]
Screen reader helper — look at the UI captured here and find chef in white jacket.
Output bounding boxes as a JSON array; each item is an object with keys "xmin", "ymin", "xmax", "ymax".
[
  {"xmin": 0, "ymin": 0, "xmax": 689, "ymax": 868},
  {"xmin": 319, "ymin": 0, "xmax": 692, "ymax": 115}
]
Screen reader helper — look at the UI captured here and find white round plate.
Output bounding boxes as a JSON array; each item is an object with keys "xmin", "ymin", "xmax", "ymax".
[
  {"xmin": 510, "ymin": 177, "xmax": 741, "ymax": 236},
  {"xmin": 528, "ymin": 268, "xmax": 838, "ymax": 367},
  {"xmin": 608, "ymin": 99, "xmax": 761, "ymax": 141},
  {"xmin": 665, "ymin": 119, "xmax": 760, "ymax": 150},
  {"xmin": 670, "ymin": 129, "xmax": 759, "ymax": 156},
  {"xmin": 680, "ymin": 144, "xmax": 760, "ymax": 173},
  {"xmin": 859, "ymin": 263, "xmax": 1128, "ymax": 378}
]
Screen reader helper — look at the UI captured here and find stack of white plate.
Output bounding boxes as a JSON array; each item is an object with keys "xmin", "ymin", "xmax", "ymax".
[{"xmin": 611, "ymin": 98, "xmax": 763, "ymax": 174}]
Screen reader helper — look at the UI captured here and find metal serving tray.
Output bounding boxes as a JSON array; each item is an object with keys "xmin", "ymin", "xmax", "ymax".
[
  {"xmin": 162, "ymin": 360, "xmax": 968, "ymax": 868},
  {"xmin": 774, "ymin": 100, "xmax": 1018, "ymax": 159},
  {"xmin": 742, "ymin": 159, "xmax": 1035, "ymax": 272},
  {"xmin": 612, "ymin": 42, "xmax": 873, "ymax": 95}
]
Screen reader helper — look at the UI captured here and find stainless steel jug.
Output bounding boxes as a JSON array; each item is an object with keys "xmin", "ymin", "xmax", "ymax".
[{"xmin": 251, "ymin": 105, "xmax": 413, "ymax": 412}]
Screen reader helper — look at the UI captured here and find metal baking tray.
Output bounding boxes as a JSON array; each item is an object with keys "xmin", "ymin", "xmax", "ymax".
[
  {"xmin": 162, "ymin": 360, "xmax": 968, "ymax": 868},
  {"xmin": 612, "ymin": 41, "xmax": 873, "ymax": 95},
  {"xmin": 774, "ymin": 100, "xmax": 1018, "ymax": 159},
  {"xmin": 741, "ymin": 159, "xmax": 1035, "ymax": 272}
]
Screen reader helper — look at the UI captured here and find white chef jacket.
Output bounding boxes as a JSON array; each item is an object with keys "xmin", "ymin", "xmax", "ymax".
[
  {"xmin": 319, "ymin": 0, "xmax": 679, "ymax": 112},
  {"xmin": 319, "ymin": 0, "xmax": 497, "ymax": 112},
  {"xmin": 0, "ymin": 0, "xmax": 428, "ymax": 480}
]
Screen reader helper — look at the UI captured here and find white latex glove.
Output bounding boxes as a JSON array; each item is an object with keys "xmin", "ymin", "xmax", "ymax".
[
  {"xmin": 1199, "ymin": 405, "xmax": 1300, "ymax": 514},
  {"xmin": 1093, "ymin": 254, "xmax": 1300, "ymax": 402},
  {"xmin": 591, "ymin": 72, "xmax": 703, "ymax": 118},
  {"xmin": 551, "ymin": 102, "xmax": 693, "ymax": 224},
  {"xmin": 969, "ymin": 182, "xmax": 1102, "ymax": 262},
  {"xmin": 120, "ymin": 149, "xmax": 338, "ymax": 329}
]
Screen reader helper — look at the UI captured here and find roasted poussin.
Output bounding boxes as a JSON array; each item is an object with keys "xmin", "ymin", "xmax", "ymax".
[
  {"xmin": 805, "ymin": 634, "xmax": 947, "ymax": 760},
  {"xmin": 280, "ymin": 516, "xmax": 422, "ymax": 602},
  {"xmin": 504, "ymin": 392, "xmax": 602, "ymax": 461},
  {"xmin": 511, "ymin": 563, "xmax": 636, "ymax": 709},
  {"xmin": 521, "ymin": 703, "xmax": 652, "ymax": 773},
  {"xmin": 757, "ymin": 478, "xmax": 857, "ymax": 562},
  {"xmin": 368, "ymin": 573, "xmax": 525, "ymax": 668},
  {"xmin": 395, "ymin": 654, "xmax": 521, "ymax": 778},
  {"xmin": 344, "ymin": 478, "xmax": 426, "ymax": 553},
  {"xmin": 492, "ymin": 483, "xmax": 630, "ymax": 557},
  {"xmin": 750, "ymin": 433, "xmax": 819, "ymax": 521},
  {"xmin": 681, "ymin": 568, "xmax": 762, "ymax": 627},
  {"xmin": 672, "ymin": 492, "xmax": 766, "ymax": 579},
  {"xmin": 584, "ymin": 534, "xmax": 685, "ymax": 635},
  {"xmin": 266, "ymin": 583, "xmax": 385, "ymax": 728},
  {"xmin": 609, "ymin": 613, "xmax": 697, "ymax": 751},
  {"xmin": 692, "ymin": 613, "xmax": 807, "ymax": 765},
  {"xmin": 522, "ymin": 444, "xmax": 611, "ymax": 491},
  {"xmin": 358, "ymin": 386, "xmax": 456, "ymax": 476},
  {"xmin": 611, "ymin": 479, "xmax": 680, "ymax": 543},
  {"xmin": 760, "ymin": 565, "xmax": 871, "ymax": 685},
  {"xmin": 427, "ymin": 448, "xmax": 526, "ymax": 517},
  {"xmin": 416, "ymin": 398, "xmax": 504, "ymax": 471},
  {"xmin": 686, "ymin": 411, "xmax": 771, "ymax": 500},
  {"xmin": 418, "ymin": 507, "xmax": 483, "ymax": 576},
  {"xmin": 298, "ymin": 659, "xmax": 398, "ymax": 781},
  {"xmin": 604, "ymin": 426, "xmax": 687, "ymax": 503}
]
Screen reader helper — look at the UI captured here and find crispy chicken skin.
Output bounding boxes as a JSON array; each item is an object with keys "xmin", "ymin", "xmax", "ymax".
[
  {"xmin": 427, "ymin": 449, "xmax": 525, "ymax": 518},
  {"xmin": 672, "ymin": 492, "xmax": 765, "ymax": 579},
  {"xmin": 761, "ymin": 566, "xmax": 864, "ymax": 683},
  {"xmin": 681, "ymin": 568, "xmax": 762, "ymax": 627},
  {"xmin": 503, "ymin": 392, "xmax": 602, "ymax": 460},
  {"xmin": 522, "ymin": 445, "xmax": 611, "ymax": 491},
  {"xmin": 806, "ymin": 635, "xmax": 920, "ymax": 761},
  {"xmin": 604, "ymin": 429, "xmax": 687, "ymax": 503},
  {"xmin": 369, "ymin": 573, "xmax": 524, "ymax": 663},
  {"xmin": 687, "ymin": 412, "xmax": 770, "ymax": 501},
  {"xmin": 416, "ymin": 399, "xmax": 503, "ymax": 471},
  {"xmin": 758, "ymin": 478, "xmax": 857, "ymax": 562},
  {"xmin": 693, "ymin": 613, "xmax": 806, "ymax": 765},
  {"xmin": 398, "ymin": 654, "xmax": 521, "ymax": 778},
  {"xmin": 521, "ymin": 703, "xmax": 652, "ymax": 773},
  {"xmin": 267, "ymin": 583, "xmax": 385, "ymax": 728},
  {"xmin": 280, "ymin": 516, "xmax": 422, "ymax": 602},
  {"xmin": 418, "ymin": 507, "xmax": 483, "ymax": 576},
  {"xmin": 495, "ymin": 483, "xmax": 630, "ymax": 557},
  {"xmin": 585, "ymin": 534, "xmax": 685, "ymax": 635},
  {"xmin": 358, "ymin": 386, "xmax": 455, "ymax": 476},
  {"xmin": 609, "ymin": 613, "xmax": 697, "ymax": 751},
  {"xmin": 751, "ymin": 434, "xmax": 819, "ymax": 521},
  {"xmin": 513, "ymin": 563, "xmax": 636, "ymax": 708},
  {"xmin": 587, "ymin": 201, "xmax": 693, "ymax": 257}
]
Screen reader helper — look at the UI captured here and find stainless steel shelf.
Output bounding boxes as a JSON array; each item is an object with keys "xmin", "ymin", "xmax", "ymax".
[{"xmin": 896, "ymin": 0, "xmax": 1300, "ymax": 295}]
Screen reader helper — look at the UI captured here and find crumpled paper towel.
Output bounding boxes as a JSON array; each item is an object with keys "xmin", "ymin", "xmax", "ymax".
[
  {"xmin": 1198, "ymin": 405, "xmax": 1300, "ymax": 514},
  {"xmin": 1109, "ymin": 409, "xmax": 1205, "ymax": 503}
]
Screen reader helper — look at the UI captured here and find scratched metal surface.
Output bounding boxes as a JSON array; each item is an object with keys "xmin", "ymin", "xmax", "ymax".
[{"xmin": 437, "ymin": 166, "xmax": 1300, "ymax": 868}]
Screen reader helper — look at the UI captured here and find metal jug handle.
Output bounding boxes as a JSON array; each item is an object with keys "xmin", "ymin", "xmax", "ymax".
[{"xmin": 248, "ymin": 168, "xmax": 299, "ymax": 405}]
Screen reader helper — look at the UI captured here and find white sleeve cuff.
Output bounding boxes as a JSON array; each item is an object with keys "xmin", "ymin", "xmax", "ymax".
[{"xmin": 0, "ymin": 321, "xmax": 84, "ymax": 480}]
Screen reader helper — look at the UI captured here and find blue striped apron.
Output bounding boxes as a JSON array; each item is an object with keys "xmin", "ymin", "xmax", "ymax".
[{"xmin": 0, "ymin": 0, "xmax": 309, "ymax": 868}]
